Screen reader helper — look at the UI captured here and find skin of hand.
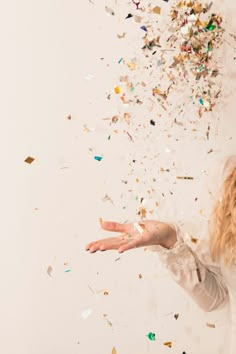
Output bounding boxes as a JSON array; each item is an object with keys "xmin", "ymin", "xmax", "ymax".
[{"xmin": 85, "ymin": 220, "xmax": 177, "ymax": 253}]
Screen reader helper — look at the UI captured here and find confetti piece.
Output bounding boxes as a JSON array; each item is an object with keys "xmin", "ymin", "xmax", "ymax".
[
  {"xmin": 134, "ymin": 15, "xmax": 143, "ymax": 23},
  {"xmin": 65, "ymin": 269, "xmax": 71, "ymax": 273},
  {"xmin": 140, "ymin": 25, "xmax": 148, "ymax": 32},
  {"xmin": 102, "ymin": 194, "xmax": 114, "ymax": 204},
  {"xmin": 118, "ymin": 58, "xmax": 123, "ymax": 64},
  {"xmin": 94, "ymin": 155, "xmax": 103, "ymax": 161},
  {"xmin": 152, "ymin": 6, "xmax": 161, "ymax": 14},
  {"xmin": 117, "ymin": 33, "xmax": 126, "ymax": 39},
  {"xmin": 67, "ymin": 115, "xmax": 71, "ymax": 120},
  {"xmin": 105, "ymin": 6, "xmax": 115, "ymax": 16},
  {"xmin": 174, "ymin": 313, "xmax": 179, "ymax": 320},
  {"xmin": 191, "ymin": 236, "xmax": 199, "ymax": 243},
  {"xmin": 84, "ymin": 74, "xmax": 94, "ymax": 80},
  {"xmin": 103, "ymin": 314, "xmax": 113, "ymax": 327},
  {"xmin": 127, "ymin": 61, "xmax": 137, "ymax": 70},
  {"xmin": 125, "ymin": 13, "xmax": 133, "ymax": 19},
  {"xmin": 47, "ymin": 265, "xmax": 53, "ymax": 277},
  {"xmin": 114, "ymin": 86, "xmax": 122, "ymax": 94},
  {"xmin": 24, "ymin": 156, "xmax": 35, "ymax": 164},
  {"xmin": 206, "ymin": 323, "xmax": 216, "ymax": 328},
  {"xmin": 176, "ymin": 176, "xmax": 194, "ymax": 180},
  {"xmin": 133, "ymin": 222, "xmax": 144, "ymax": 234},
  {"xmin": 132, "ymin": 0, "xmax": 141, "ymax": 10},
  {"xmin": 139, "ymin": 273, "xmax": 142, "ymax": 279},
  {"xmin": 112, "ymin": 347, "xmax": 117, "ymax": 354},
  {"xmin": 164, "ymin": 342, "xmax": 172, "ymax": 348},
  {"xmin": 81, "ymin": 308, "xmax": 93, "ymax": 319},
  {"xmin": 146, "ymin": 332, "xmax": 156, "ymax": 341}
]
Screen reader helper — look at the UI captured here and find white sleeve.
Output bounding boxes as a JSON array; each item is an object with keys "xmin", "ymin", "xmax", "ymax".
[{"xmin": 146, "ymin": 223, "xmax": 229, "ymax": 312}]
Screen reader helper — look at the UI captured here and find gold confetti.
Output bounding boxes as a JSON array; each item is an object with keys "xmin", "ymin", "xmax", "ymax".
[
  {"xmin": 112, "ymin": 347, "xmax": 117, "ymax": 354},
  {"xmin": 114, "ymin": 86, "xmax": 122, "ymax": 94},
  {"xmin": 206, "ymin": 323, "xmax": 216, "ymax": 328},
  {"xmin": 191, "ymin": 236, "xmax": 199, "ymax": 244},
  {"xmin": 24, "ymin": 156, "xmax": 35, "ymax": 164},
  {"xmin": 152, "ymin": 6, "xmax": 161, "ymax": 14},
  {"xmin": 163, "ymin": 341, "xmax": 172, "ymax": 348},
  {"xmin": 123, "ymin": 112, "xmax": 131, "ymax": 125},
  {"xmin": 127, "ymin": 61, "xmax": 137, "ymax": 70}
]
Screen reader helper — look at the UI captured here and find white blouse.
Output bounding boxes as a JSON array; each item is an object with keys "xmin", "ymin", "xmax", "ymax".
[{"xmin": 147, "ymin": 223, "xmax": 236, "ymax": 354}]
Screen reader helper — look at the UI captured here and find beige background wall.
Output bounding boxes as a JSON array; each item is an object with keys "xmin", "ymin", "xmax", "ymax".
[{"xmin": 1, "ymin": 1, "xmax": 236, "ymax": 353}]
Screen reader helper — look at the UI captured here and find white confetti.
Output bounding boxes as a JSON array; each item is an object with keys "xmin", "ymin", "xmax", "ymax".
[
  {"xmin": 81, "ymin": 308, "xmax": 93, "ymax": 319},
  {"xmin": 133, "ymin": 222, "xmax": 144, "ymax": 234}
]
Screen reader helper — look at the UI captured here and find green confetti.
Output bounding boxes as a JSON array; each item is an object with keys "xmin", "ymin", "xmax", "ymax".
[
  {"xmin": 205, "ymin": 23, "xmax": 216, "ymax": 31},
  {"xmin": 65, "ymin": 270, "xmax": 71, "ymax": 273},
  {"xmin": 118, "ymin": 57, "xmax": 123, "ymax": 64},
  {"xmin": 108, "ymin": 135, "xmax": 111, "ymax": 140},
  {"xmin": 130, "ymin": 87, "xmax": 135, "ymax": 92},
  {"xmin": 198, "ymin": 65, "xmax": 205, "ymax": 72},
  {"xmin": 146, "ymin": 332, "xmax": 156, "ymax": 341}
]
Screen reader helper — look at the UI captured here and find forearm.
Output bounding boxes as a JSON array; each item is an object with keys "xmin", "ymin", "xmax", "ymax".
[{"xmin": 147, "ymin": 224, "xmax": 229, "ymax": 312}]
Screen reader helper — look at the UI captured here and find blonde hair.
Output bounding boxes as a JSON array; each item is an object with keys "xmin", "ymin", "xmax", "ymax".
[{"xmin": 209, "ymin": 156, "xmax": 236, "ymax": 267}]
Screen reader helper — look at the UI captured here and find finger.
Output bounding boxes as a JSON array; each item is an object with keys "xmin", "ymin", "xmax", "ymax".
[
  {"xmin": 99, "ymin": 239, "xmax": 128, "ymax": 251},
  {"xmin": 101, "ymin": 221, "xmax": 132, "ymax": 233},
  {"xmin": 85, "ymin": 237, "xmax": 120, "ymax": 251},
  {"xmin": 118, "ymin": 236, "xmax": 144, "ymax": 253}
]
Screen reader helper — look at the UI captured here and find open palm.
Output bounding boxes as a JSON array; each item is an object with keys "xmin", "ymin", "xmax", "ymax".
[{"xmin": 86, "ymin": 220, "xmax": 177, "ymax": 253}]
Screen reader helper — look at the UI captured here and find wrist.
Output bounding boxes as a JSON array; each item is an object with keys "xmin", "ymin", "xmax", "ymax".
[{"xmin": 162, "ymin": 227, "xmax": 178, "ymax": 249}]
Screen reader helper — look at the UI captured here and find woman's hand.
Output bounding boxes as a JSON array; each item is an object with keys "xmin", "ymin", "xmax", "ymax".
[{"xmin": 85, "ymin": 219, "xmax": 177, "ymax": 253}]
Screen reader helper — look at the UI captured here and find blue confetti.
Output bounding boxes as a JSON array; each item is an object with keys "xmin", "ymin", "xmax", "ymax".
[{"xmin": 140, "ymin": 25, "xmax": 148, "ymax": 32}]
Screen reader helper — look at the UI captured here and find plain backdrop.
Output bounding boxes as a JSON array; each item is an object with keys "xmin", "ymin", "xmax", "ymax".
[{"xmin": 0, "ymin": 1, "xmax": 236, "ymax": 353}]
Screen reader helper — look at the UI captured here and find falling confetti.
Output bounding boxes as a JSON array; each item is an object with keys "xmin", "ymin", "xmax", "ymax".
[
  {"xmin": 146, "ymin": 332, "xmax": 156, "ymax": 341},
  {"xmin": 152, "ymin": 6, "xmax": 161, "ymax": 15},
  {"xmin": 81, "ymin": 308, "xmax": 93, "ymax": 319},
  {"xmin": 206, "ymin": 323, "xmax": 216, "ymax": 328},
  {"xmin": 46, "ymin": 265, "xmax": 53, "ymax": 277},
  {"xmin": 94, "ymin": 155, "xmax": 103, "ymax": 161},
  {"xmin": 24, "ymin": 156, "xmax": 35, "ymax": 164},
  {"xmin": 164, "ymin": 341, "xmax": 172, "ymax": 348},
  {"xmin": 112, "ymin": 347, "xmax": 117, "ymax": 354},
  {"xmin": 114, "ymin": 86, "xmax": 122, "ymax": 94},
  {"xmin": 105, "ymin": 6, "xmax": 115, "ymax": 16}
]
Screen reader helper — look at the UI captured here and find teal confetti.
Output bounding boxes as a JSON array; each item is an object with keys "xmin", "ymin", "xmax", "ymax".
[
  {"xmin": 94, "ymin": 156, "xmax": 103, "ymax": 161},
  {"xmin": 146, "ymin": 332, "xmax": 156, "ymax": 341},
  {"xmin": 199, "ymin": 98, "xmax": 204, "ymax": 105},
  {"xmin": 108, "ymin": 135, "xmax": 111, "ymax": 140},
  {"xmin": 118, "ymin": 57, "xmax": 123, "ymax": 64},
  {"xmin": 130, "ymin": 87, "xmax": 135, "ymax": 92},
  {"xmin": 65, "ymin": 270, "xmax": 71, "ymax": 273}
]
